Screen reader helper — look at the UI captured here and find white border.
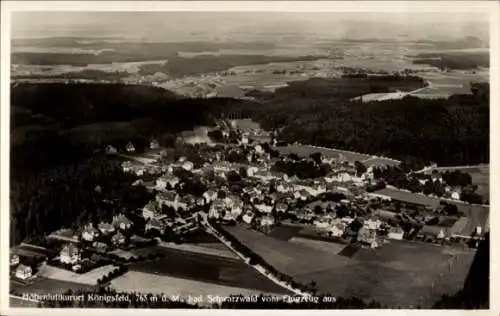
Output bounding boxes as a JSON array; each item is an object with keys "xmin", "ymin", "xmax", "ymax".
[{"xmin": 1, "ymin": 1, "xmax": 499, "ymax": 316}]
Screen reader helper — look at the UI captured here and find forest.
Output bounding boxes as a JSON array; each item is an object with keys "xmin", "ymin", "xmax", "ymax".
[{"xmin": 412, "ymin": 52, "xmax": 489, "ymax": 70}]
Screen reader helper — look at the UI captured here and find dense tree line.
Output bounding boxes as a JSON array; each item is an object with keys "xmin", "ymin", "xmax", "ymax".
[
  {"xmin": 10, "ymin": 156, "xmax": 151, "ymax": 245},
  {"xmin": 12, "ymin": 79, "xmax": 489, "ymax": 172},
  {"xmin": 412, "ymin": 52, "xmax": 489, "ymax": 70}
]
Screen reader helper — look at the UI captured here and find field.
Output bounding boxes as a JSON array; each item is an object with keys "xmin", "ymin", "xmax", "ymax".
[
  {"xmin": 157, "ymin": 241, "xmax": 239, "ymax": 259},
  {"xmin": 267, "ymin": 225, "xmax": 304, "ymax": 241},
  {"xmin": 222, "ymin": 225, "xmax": 477, "ymax": 307},
  {"xmin": 111, "ymin": 271, "xmax": 284, "ymax": 306},
  {"xmin": 274, "ymin": 144, "xmax": 372, "ymax": 164},
  {"xmin": 129, "ymin": 246, "xmax": 290, "ymax": 294},
  {"xmin": 37, "ymin": 264, "xmax": 118, "ymax": 285},
  {"xmin": 10, "ymin": 296, "xmax": 40, "ymax": 308},
  {"xmin": 223, "ymin": 225, "xmax": 352, "ymax": 276},
  {"xmin": 10, "ymin": 277, "xmax": 95, "ymax": 296},
  {"xmin": 371, "ymin": 188, "xmax": 441, "ymax": 209},
  {"xmin": 288, "ymin": 237, "xmax": 347, "ymax": 255}
]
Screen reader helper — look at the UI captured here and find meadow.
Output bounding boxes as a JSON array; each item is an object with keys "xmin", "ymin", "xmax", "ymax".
[
  {"xmin": 37, "ymin": 264, "xmax": 118, "ymax": 285},
  {"xmin": 222, "ymin": 225, "xmax": 477, "ymax": 308},
  {"xmin": 128, "ymin": 246, "xmax": 290, "ymax": 294},
  {"xmin": 111, "ymin": 271, "xmax": 284, "ymax": 306}
]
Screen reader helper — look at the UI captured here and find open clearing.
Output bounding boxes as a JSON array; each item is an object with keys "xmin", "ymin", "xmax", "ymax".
[
  {"xmin": 274, "ymin": 144, "xmax": 372, "ymax": 164},
  {"xmin": 111, "ymin": 271, "xmax": 284, "ymax": 305},
  {"xmin": 129, "ymin": 246, "xmax": 290, "ymax": 294},
  {"xmin": 223, "ymin": 225, "xmax": 476, "ymax": 307},
  {"xmin": 157, "ymin": 241, "xmax": 239, "ymax": 260},
  {"xmin": 288, "ymin": 237, "xmax": 347, "ymax": 255},
  {"xmin": 37, "ymin": 264, "xmax": 118, "ymax": 285},
  {"xmin": 223, "ymin": 225, "xmax": 352, "ymax": 276}
]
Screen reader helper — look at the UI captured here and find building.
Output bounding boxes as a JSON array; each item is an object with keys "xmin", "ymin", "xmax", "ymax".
[
  {"xmin": 177, "ymin": 194, "xmax": 196, "ymax": 211},
  {"xmin": 156, "ymin": 175, "xmax": 180, "ymax": 190},
  {"xmin": 150, "ymin": 139, "xmax": 160, "ymax": 149},
  {"xmin": 275, "ymin": 202, "xmax": 289, "ymax": 213},
  {"xmin": 329, "ymin": 224, "xmax": 345, "ymax": 237},
  {"xmin": 113, "ymin": 214, "xmax": 133, "ymax": 231},
  {"xmin": 387, "ymin": 227, "xmax": 404, "ymax": 240},
  {"xmin": 261, "ymin": 216, "xmax": 275, "ymax": 227},
  {"xmin": 209, "ymin": 199, "xmax": 227, "ymax": 219},
  {"xmin": 146, "ymin": 218, "xmax": 167, "ymax": 235},
  {"xmin": 15, "ymin": 264, "xmax": 32, "ymax": 280},
  {"xmin": 255, "ymin": 203, "xmax": 273, "ymax": 214},
  {"xmin": 156, "ymin": 191, "xmax": 178, "ymax": 209},
  {"xmin": 98, "ymin": 222, "xmax": 116, "ymax": 236},
  {"xmin": 81, "ymin": 224, "xmax": 99, "ymax": 242},
  {"xmin": 203, "ymin": 190, "xmax": 218, "ymax": 203},
  {"xmin": 182, "ymin": 161, "xmax": 195, "ymax": 171},
  {"xmin": 122, "ymin": 161, "xmax": 132, "ymax": 173},
  {"xmin": 143, "ymin": 200, "xmax": 164, "ymax": 220},
  {"xmin": 10, "ymin": 253, "xmax": 20, "ymax": 266},
  {"xmin": 126, "ymin": 142, "xmax": 135, "ymax": 153},
  {"xmin": 60, "ymin": 244, "xmax": 81, "ymax": 264},
  {"xmin": 242, "ymin": 210, "xmax": 255, "ymax": 225},
  {"xmin": 111, "ymin": 231, "xmax": 127, "ymax": 246},
  {"xmin": 105, "ymin": 145, "xmax": 117, "ymax": 154}
]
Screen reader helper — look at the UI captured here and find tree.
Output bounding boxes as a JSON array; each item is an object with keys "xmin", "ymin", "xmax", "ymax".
[
  {"xmin": 238, "ymin": 166, "xmax": 248, "ymax": 178},
  {"xmin": 313, "ymin": 205, "xmax": 324, "ymax": 215},
  {"xmin": 423, "ymin": 180, "xmax": 434, "ymax": 195},
  {"xmin": 310, "ymin": 152, "xmax": 322, "ymax": 165},
  {"xmin": 354, "ymin": 161, "xmax": 367, "ymax": 177}
]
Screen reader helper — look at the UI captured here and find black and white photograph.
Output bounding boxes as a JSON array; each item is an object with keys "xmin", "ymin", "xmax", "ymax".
[{"xmin": 0, "ymin": 1, "xmax": 497, "ymax": 313}]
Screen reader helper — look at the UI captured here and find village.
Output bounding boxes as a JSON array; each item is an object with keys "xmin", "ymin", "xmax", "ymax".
[{"xmin": 9, "ymin": 118, "xmax": 489, "ymax": 305}]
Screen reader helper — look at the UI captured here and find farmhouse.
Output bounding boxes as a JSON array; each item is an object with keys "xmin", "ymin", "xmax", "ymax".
[{"xmin": 15, "ymin": 264, "xmax": 32, "ymax": 280}]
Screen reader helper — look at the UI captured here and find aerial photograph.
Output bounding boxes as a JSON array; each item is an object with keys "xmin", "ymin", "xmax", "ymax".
[{"xmin": 5, "ymin": 7, "xmax": 491, "ymax": 310}]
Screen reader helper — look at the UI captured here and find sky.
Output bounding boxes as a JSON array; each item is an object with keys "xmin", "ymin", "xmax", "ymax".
[{"xmin": 11, "ymin": 12, "xmax": 490, "ymax": 41}]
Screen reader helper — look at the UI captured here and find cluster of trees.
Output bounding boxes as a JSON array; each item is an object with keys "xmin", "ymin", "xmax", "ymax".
[
  {"xmin": 370, "ymin": 165, "xmax": 484, "ymax": 204},
  {"xmin": 241, "ymin": 81, "xmax": 489, "ymax": 170},
  {"xmin": 441, "ymin": 170, "xmax": 473, "ymax": 187},
  {"xmin": 10, "ymin": 156, "xmax": 150, "ymax": 245},
  {"xmin": 272, "ymin": 159, "xmax": 331, "ymax": 179},
  {"xmin": 412, "ymin": 52, "xmax": 489, "ymax": 70},
  {"xmin": 97, "ymin": 265, "xmax": 129, "ymax": 285}
]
